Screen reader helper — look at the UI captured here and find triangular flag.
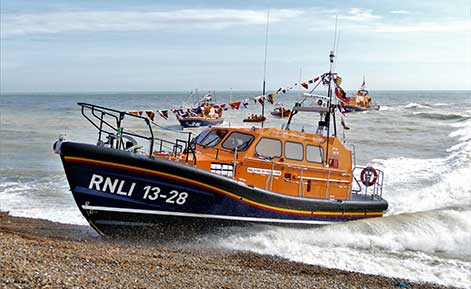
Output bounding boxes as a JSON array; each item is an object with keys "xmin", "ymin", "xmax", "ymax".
[
  {"xmin": 335, "ymin": 86, "xmax": 349, "ymax": 102},
  {"xmin": 229, "ymin": 101, "xmax": 241, "ymax": 110},
  {"xmin": 267, "ymin": 94, "xmax": 275, "ymax": 104},
  {"xmin": 257, "ymin": 96, "xmax": 265, "ymax": 105},
  {"xmin": 301, "ymin": 82, "xmax": 308, "ymax": 89},
  {"xmin": 145, "ymin": 111, "xmax": 155, "ymax": 121},
  {"xmin": 158, "ymin": 110, "xmax": 169, "ymax": 120}
]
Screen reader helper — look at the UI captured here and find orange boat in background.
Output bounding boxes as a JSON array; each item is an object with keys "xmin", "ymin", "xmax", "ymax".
[
  {"xmin": 271, "ymin": 104, "xmax": 291, "ymax": 118},
  {"xmin": 54, "ymin": 51, "xmax": 388, "ymax": 236},
  {"xmin": 344, "ymin": 77, "xmax": 380, "ymax": 112}
]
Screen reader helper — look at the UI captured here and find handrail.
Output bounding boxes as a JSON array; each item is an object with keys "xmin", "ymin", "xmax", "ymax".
[{"xmin": 78, "ymin": 103, "xmax": 196, "ymax": 163}]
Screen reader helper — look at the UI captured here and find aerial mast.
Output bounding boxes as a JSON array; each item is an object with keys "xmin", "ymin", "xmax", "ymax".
[
  {"xmin": 261, "ymin": 8, "xmax": 270, "ymax": 128},
  {"xmin": 325, "ymin": 16, "xmax": 339, "ymax": 166}
]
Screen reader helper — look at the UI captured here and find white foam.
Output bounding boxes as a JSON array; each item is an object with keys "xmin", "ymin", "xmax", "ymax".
[
  {"xmin": 214, "ymin": 209, "xmax": 471, "ymax": 288},
  {"xmin": 404, "ymin": 102, "xmax": 431, "ymax": 109},
  {"xmin": 0, "ymin": 179, "xmax": 87, "ymax": 225}
]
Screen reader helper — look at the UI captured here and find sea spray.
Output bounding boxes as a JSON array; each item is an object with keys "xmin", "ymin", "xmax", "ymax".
[{"xmin": 212, "ymin": 209, "xmax": 471, "ymax": 288}]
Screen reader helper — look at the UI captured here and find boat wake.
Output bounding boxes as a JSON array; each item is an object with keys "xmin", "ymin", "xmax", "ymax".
[
  {"xmin": 208, "ymin": 117, "xmax": 471, "ymax": 288},
  {"xmin": 208, "ymin": 208, "xmax": 470, "ymax": 288}
]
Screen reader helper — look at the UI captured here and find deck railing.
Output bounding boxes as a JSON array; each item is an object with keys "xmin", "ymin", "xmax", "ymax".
[{"xmin": 78, "ymin": 102, "xmax": 196, "ymax": 164}]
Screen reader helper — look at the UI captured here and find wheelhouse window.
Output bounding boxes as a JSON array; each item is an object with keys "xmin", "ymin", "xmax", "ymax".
[
  {"xmin": 221, "ymin": 132, "xmax": 254, "ymax": 151},
  {"xmin": 285, "ymin": 141, "xmax": 304, "ymax": 161},
  {"xmin": 199, "ymin": 129, "xmax": 228, "ymax": 147},
  {"xmin": 306, "ymin": 145, "xmax": 323, "ymax": 163},
  {"xmin": 256, "ymin": 138, "xmax": 282, "ymax": 158},
  {"xmin": 194, "ymin": 129, "xmax": 210, "ymax": 144}
]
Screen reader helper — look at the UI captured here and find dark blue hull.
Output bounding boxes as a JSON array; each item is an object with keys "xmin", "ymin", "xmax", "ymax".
[
  {"xmin": 178, "ymin": 117, "xmax": 223, "ymax": 128},
  {"xmin": 57, "ymin": 142, "xmax": 387, "ymax": 236},
  {"xmin": 344, "ymin": 104, "xmax": 380, "ymax": 112}
]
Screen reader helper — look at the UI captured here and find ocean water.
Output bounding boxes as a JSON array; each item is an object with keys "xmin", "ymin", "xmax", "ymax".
[{"xmin": 1, "ymin": 91, "xmax": 470, "ymax": 288}]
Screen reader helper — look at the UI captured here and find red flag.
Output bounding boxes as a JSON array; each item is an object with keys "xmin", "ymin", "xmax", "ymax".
[
  {"xmin": 337, "ymin": 102, "xmax": 347, "ymax": 116},
  {"xmin": 335, "ymin": 86, "xmax": 349, "ymax": 102},
  {"xmin": 301, "ymin": 82, "xmax": 308, "ymax": 89},
  {"xmin": 158, "ymin": 110, "xmax": 169, "ymax": 120},
  {"xmin": 257, "ymin": 97, "xmax": 265, "ymax": 105},
  {"xmin": 229, "ymin": 101, "xmax": 241, "ymax": 109},
  {"xmin": 145, "ymin": 111, "xmax": 155, "ymax": 121}
]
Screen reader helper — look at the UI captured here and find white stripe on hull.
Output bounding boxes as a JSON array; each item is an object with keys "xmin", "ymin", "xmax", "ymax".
[{"xmin": 82, "ymin": 205, "xmax": 333, "ymax": 225}]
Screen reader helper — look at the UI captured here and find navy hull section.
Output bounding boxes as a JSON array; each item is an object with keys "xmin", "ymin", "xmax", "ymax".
[
  {"xmin": 344, "ymin": 104, "xmax": 380, "ymax": 113},
  {"xmin": 58, "ymin": 142, "xmax": 387, "ymax": 235},
  {"xmin": 178, "ymin": 117, "xmax": 223, "ymax": 128}
]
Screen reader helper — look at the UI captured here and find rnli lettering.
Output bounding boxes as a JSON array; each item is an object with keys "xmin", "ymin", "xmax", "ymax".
[
  {"xmin": 88, "ymin": 174, "xmax": 189, "ymax": 205},
  {"xmin": 88, "ymin": 174, "xmax": 135, "ymax": 197}
]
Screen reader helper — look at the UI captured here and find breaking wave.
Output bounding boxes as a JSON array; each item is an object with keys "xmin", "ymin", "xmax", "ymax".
[
  {"xmin": 411, "ymin": 111, "xmax": 469, "ymax": 121},
  {"xmin": 214, "ymin": 117, "xmax": 471, "ymax": 288},
  {"xmin": 0, "ymin": 175, "xmax": 87, "ymax": 225},
  {"xmin": 212, "ymin": 209, "xmax": 471, "ymax": 288},
  {"xmin": 403, "ymin": 102, "xmax": 432, "ymax": 109}
]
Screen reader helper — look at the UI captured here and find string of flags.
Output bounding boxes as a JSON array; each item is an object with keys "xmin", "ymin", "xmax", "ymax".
[
  {"xmin": 126, "ymin": 72, "xmax": 352, "ymax": 131},
  {"xmin": 127, "ymin": 74, "xmax": 325, "ymax": 121}
]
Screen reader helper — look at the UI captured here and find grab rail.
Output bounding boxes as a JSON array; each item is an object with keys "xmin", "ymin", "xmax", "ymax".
[
  {"xmin": 352, "ymin": 166, "xmax": 384, "ymax": 198},
  {"xmin": 78, "ymin": 103, "xmax": 196, "ymax": 164}
]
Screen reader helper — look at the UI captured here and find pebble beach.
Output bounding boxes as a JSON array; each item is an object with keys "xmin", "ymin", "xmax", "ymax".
[{"xmin": 0, "ymin": 212, "xmax": 453, "ymax": 289}]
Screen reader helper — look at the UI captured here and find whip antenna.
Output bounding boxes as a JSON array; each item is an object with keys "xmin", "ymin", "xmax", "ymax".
[{"xmin": 261, "ymin": 8, "xmax": 270, "ymax": 127}]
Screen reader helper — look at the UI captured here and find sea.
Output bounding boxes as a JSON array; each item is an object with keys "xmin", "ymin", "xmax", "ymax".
[{"xmin": 0, "ymin": 90, "xmax": 470, "ymax": 288}]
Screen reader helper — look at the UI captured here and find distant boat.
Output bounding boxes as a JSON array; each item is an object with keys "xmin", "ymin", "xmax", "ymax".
[
  {"xmin": 271, "ymin": 104, "xmax": 291, "ymax": 118},
  {"xmin": 344, "ymin": 78, "xmax": 380, "ymax": 112},
  {"xmin": 243, "ymin": 114, "xmax": 266, "ymax": 123},
  {"xmin": 176, "ymin": 92, "xmax": 224, "ymax": 128}
]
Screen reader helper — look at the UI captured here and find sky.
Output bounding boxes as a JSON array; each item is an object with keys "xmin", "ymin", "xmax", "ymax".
[{"xmin": 1, "ymin": 0, "xmax": 470, "ymax": 92}]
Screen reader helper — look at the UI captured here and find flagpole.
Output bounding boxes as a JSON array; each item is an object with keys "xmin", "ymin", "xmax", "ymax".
[{"xmin": 261, "ymin": 8, "xmax": 270, "ymax": 128}]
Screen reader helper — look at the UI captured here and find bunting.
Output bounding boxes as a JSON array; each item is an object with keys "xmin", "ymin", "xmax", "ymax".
[
  {"xmin": 257, "ymin": 96, "xmax": 265, "ymax": 105},
  {"xmin": 341, "ymin": 117, "xmax": 350, "ymax": 130},
  {"xmin": 337, "ymin": 102, "xmax": 347, "ymax": 116},
  {"xmin": 229, "ymin": 101, "xmax": 241, "ymax": 109},
  {"xmin": 145, "ymin": 111, "xmax": 154, "ymax": 121},
  {"xmin": 158, "ymin": 110, "xmax": 169, "ymax": 120},
  {"xmin": 126, "ymin": 73, "xmax": 331, "ymax": 122},
  {"xmin": 335, "ymin": 86, "xmax": 349, "ymax": 103}
]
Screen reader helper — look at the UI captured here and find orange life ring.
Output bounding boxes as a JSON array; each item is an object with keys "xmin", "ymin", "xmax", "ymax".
[{"xmin": 360, "ymin": 166, "xmax": 378, "ymax": 187}]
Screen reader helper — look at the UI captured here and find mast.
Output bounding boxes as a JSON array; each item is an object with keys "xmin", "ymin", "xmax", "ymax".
[
  {"xmin": 325, "ymin": 16, "xmax": 339, "ymax": 166},
  {"xmin": 261, "ymin": 8, "xmax": 270, "ymax": 127}
]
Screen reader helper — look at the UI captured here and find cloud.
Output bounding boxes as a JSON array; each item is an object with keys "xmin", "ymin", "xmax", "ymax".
[
  {"xmin": 390, "ymin": 10, "xmax": 411, "ymax": 15},
  {"xmin": 374, "ymin": 20, "xmax": 471, "ymax": 33},
  {"xmin": 337, "ymin": 8, "xmax": 381, "ymax": 22},
  {"xmin": 0, "ymin": 9, "xmax": 304, "ymax": 37}
]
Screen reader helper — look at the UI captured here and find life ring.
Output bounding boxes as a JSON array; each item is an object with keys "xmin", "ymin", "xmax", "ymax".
[{"xmin": 360, "ymin": 166, "xmax": 378, "ymax": 187}]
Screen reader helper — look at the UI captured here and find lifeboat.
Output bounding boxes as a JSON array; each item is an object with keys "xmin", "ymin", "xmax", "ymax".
[
  {"xmin": 243, "ymin": 114, "xmax": 266, "ymax": 123},
  {"xmin": 54, "ymin": 54, "xmax": 388, "ymax": 237},
  {"xmin": 176, "ymin": 92, "xmax": 224, "ymax": 128},
  {"xmin": 343, "ymin": 78, "xmax": 380, "ymax": 112},
  {"xmin": 271, "ymin": 105, "xmax": 291, "ymax": 118}
]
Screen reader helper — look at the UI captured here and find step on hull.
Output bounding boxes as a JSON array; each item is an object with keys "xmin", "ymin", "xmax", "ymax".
[{"xmin": 58, "ymin": 142, "xmax": 388, "ymax": 236}]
